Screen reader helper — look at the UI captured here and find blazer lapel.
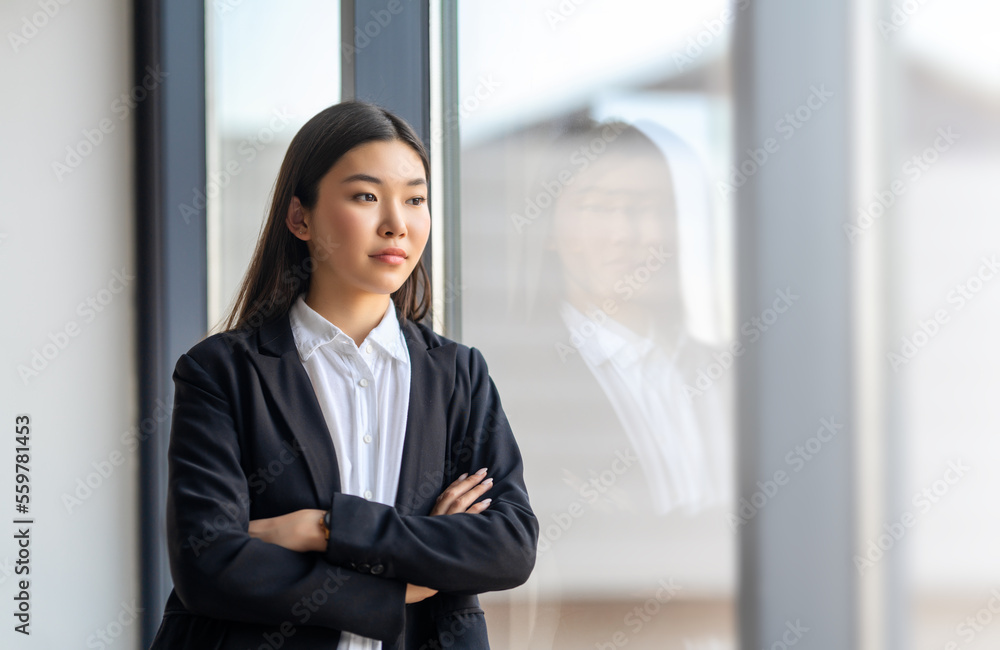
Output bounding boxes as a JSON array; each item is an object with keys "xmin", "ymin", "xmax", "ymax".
[
  {"xmin": 245, "ymin": 308, "xmax": 457, "ymax": 514},
  {"xmin": 246, "ymin": 312, "xmax": 341, "ymax": 505},
  {"xmin": 394, "ymin": 319, "xmax": 456, "ymax": 515}
]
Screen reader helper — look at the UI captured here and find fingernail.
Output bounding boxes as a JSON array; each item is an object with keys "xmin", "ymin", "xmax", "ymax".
[
  {"xmin": 458, "ymin": 473, "xmax": 468, "ymax": 480},
  {"xmin": 481, "ymin": 498, "xmax": 492, "ymax": 506},
  {"xmin": 482, "ymin": 478, "xmax": 494, "ymax": 487},
  {"xmin": 475, "ymin": 467, "xmax": 488, "ymax": 476}
]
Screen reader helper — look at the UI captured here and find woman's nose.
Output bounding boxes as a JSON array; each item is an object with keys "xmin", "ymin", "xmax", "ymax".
[{"xmin": 380, "ymin": 202, "xmax": 407, "ymax": 238}]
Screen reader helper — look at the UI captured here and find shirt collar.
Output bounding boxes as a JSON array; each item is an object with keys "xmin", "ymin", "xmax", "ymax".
[
  {"xmin": 559, "ymin": 300, "xmax": 681, "ymax": 370},
  {"xmin": 288, "ymin": 294, "xmax": 409, "ymax": 364}
]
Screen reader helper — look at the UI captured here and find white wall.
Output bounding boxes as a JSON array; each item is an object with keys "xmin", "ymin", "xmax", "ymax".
[{"xmin": 1, "ymin": 0, "xmax": 139, "ymax": 647}]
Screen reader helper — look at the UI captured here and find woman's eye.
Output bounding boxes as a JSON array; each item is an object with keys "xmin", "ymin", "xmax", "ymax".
[
  {"xmin": 355, "ymin": 192, "xmax": 377, "ymax": 202},
  {"xmin": 407, "ymin": 197, "xmax": 426, "ymax": 206}
]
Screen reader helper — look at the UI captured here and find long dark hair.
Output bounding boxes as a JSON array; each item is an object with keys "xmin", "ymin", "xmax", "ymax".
[{"xmin": 219, "ymin": 101, "xmax": 431, "ymax": 334}]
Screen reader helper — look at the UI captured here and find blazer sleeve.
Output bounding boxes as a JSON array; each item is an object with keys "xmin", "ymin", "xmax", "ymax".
[
  {"xmin": 322, "ymin": 345, "xmax": 539, "ymax": 594},
  {"xmin": 165, "ymin": 351, "xmax": 407, "ymax": 641}
]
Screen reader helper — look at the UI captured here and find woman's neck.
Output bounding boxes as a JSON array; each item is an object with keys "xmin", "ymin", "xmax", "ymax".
[{"xmin": 304, "ymin": 282, "xmax": 392, "ymax": 347}]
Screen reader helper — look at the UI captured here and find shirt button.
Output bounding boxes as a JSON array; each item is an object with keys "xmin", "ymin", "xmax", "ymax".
[
  {"xmin": 358, "ymin": 378, "xmax": 369, "ymax": 387},
  {"xmin": 363, "ymin": 490, "xmax": 373, "ymax": 500},
  {"xmin": 363, "ymin": 434, "xmax": 373, "ymax": 444},
  {"xmin": 366, "ymin": 343, "xmax": 373, "ymax": 354}
]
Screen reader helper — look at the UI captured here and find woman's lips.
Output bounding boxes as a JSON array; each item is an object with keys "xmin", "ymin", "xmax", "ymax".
[{"xmin": 370, "ymin": 253, "xmax": 406, "ymax": 265}]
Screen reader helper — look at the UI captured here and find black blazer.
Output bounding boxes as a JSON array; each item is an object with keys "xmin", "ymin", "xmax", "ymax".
[{"xmin": 148, "ymin": 306, "xmax": 538, "ymax": 649}]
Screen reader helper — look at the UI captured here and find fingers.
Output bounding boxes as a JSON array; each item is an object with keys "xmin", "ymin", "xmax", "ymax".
[
  {"xmin": 464, "ymin": 498, "xmax": 492, "ymax": 515},
  {"xmin": 405, "ymin": 584, "xmax": 438, "ymax": 604},
  {"xmin": 430, "ymin": 468, "xmax": 494, "ymax": 515}
]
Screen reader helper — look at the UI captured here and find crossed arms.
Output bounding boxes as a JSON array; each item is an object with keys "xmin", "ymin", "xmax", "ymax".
[{"xmin": 165, "ymin": 346, "xmax": 537, "ymax": 642}]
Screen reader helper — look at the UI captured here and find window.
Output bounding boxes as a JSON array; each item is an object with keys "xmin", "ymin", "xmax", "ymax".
[
  {"xmin": 457, "ymin": 3, "xmax": 737, "ymax": 647},
  {"xmin": 205, "ymin": 0, "xmax": 341, "ymax": 329}
]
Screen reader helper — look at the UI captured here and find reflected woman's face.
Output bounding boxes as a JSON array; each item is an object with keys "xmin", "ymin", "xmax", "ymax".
[{"xmin": 548, "ymin": 152, "xmax": 679, "ymax": 306}]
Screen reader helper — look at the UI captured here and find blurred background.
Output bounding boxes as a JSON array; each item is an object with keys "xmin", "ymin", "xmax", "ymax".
[{"xmin": 1, "ymin": 0, "xmax": 998, "ymax": 648}]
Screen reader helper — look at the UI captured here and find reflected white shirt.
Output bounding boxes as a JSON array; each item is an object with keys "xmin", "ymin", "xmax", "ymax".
[
  {"xmin": 558, "ymin": 300, "xmax": 730, "ymax": 515},
  {"xmin": 288, "ymin": 294, "xmax": 411, "ymax": 650}
]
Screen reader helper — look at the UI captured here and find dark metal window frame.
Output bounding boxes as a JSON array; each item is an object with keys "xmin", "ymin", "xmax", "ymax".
[{"xmin": 135, "ymin": 1, "xmax": 207, "ymax": 646}]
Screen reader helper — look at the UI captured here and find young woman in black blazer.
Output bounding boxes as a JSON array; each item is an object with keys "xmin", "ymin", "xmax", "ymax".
[{"xmin": 149, "ymin": 101, "xmax": 538, "ymax": 649}]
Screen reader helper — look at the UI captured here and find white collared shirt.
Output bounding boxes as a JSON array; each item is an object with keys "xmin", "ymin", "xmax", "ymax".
[
  {"xmin": 288, "ymin": 294, "xmax": 411, "ymax": 650},
  {"xmin": 559, "ymin": 300, "xmax": 731, "ymax": 515}
]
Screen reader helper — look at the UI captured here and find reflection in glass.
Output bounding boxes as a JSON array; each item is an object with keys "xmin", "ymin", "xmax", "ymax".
[
  {"xmin": 458, "ymin": 3, "xmax": 737, "ymax": 642},
  {"xmin": 517, "ymin": 119, "xmax": 731, "ymax": 517}
]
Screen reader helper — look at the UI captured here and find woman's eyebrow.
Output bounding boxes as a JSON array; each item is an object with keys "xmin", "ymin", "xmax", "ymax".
[{"xmin": 341, "ymin": 173, "xmax": 426, "ymax": 186}]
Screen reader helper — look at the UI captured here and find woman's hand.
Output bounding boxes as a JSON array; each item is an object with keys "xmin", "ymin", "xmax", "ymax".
[
  {"xmin": 403, "ymin": 471, "xmax": 491, "ymax": 603},
  {"xmin": 248, "ymin": 508, "xmax": 327, "ymax": 553},
  {"xmin": 250, "ymin": 509, "xmax": 441, "ymax": 604},
  {"xmin": 248, "ymin": 474, "xmax": 490, "ymax": 606},
  {"xmin": 247, "ymin": 469, "xmax": 494, "ymax": 551},
  {"xmin": 429, "ymin": 467, "xmax": 493, "ymax": 516},
  {"xmin": 405, "ymin": 584, "xmax": 438, "ymax": 603}
]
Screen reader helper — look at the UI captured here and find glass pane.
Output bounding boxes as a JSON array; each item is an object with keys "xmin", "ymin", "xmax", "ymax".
[
  {"xmin": 457, "ymin": 3, "xmax": 736, "ymax": 648},
  {"xmin": 881, "ymin": 2, "xmax": 1000, "ymax": 648},
  {"xmin": 206, "ymin": 0, "xmax": 341, "ymax": 328}
]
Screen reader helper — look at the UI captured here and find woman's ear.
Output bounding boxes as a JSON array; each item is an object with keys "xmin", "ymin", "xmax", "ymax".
[{"xmin": 286, "ymin": 197, "xmax": 310, "ymax": 240}]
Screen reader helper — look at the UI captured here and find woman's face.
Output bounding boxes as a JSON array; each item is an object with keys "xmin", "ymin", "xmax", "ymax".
[
  {"xmin": 296, "ymin": 139, "xmax": 430, "ymax": 300},
  {"xmin": 548, "ymin": 152, "xmax": 678, "ymax": 305}
]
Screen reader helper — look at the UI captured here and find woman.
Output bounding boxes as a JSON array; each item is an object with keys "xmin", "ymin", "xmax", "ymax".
[
  {"xmin": 471, "ymin": 117, "xmax": 733, "ymax": 647},
  {"xmin": 148, "ymin": 101, "xmax": 538, "ymax": 649}
]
